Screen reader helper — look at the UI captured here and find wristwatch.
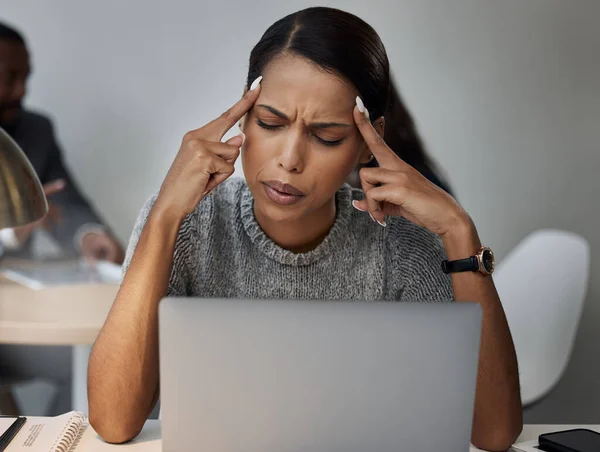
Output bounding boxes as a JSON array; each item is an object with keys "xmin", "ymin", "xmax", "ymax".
[{"xmin": 441, "ymin": 246, "xmax": 495, "ymax": 276}]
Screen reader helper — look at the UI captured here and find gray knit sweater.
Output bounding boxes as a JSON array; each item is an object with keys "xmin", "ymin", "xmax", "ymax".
[{"xmin": 122, "ymin": 178, "xmax": 453, "ymax": 302}]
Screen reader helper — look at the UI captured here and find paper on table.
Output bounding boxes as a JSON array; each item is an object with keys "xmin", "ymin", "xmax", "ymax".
[
  {"xmin": 0, "ymin": 259, "xmax": 121, "ymax": 290},
  {"xmin": 5, "ymin": 411, "xmax": 86, "ymax": 451},
  {"xmin": 0, "ymin": 417, "xmax": 20, "ymax": 436},
  {"xmin": 511, "ymin": 439, "xmax": 540, "ymax": 451}
]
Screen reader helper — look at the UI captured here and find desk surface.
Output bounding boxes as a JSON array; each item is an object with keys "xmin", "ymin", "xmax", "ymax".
[
  {"xmin": 77, "ymin": 420, "xmax": 161, "ymax": 451},
  {"xmin": 74, "ymin": 421, "xmax": 600, "ymax": 451},
  {"xmin": 0, "ymin": 264, "xmax": 117, "ymax": 345}
]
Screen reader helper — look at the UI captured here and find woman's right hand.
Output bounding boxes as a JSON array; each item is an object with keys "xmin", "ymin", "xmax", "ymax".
[{"xmin": 154, "ymin": 77, "xmax": 262, "ymax": 220}]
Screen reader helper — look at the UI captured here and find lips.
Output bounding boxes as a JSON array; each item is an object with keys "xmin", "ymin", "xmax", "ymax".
[
  {"xmin": 261, "ymin": 180, "xmax": 306, "ymax": 206},
  {"xmin": 263, "ymin": 180, "xmax": 306, "ymax": 197}
]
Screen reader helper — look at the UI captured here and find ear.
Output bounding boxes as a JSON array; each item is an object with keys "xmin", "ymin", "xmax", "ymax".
[
  {"xmin": 373, "ymin": 116, "xmax": 385, "ymax": 137},
  {"xmin": 358, "ymin": 116, "xmax": 385, "ymax": 164}
]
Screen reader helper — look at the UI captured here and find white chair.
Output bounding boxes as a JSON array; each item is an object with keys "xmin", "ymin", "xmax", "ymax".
[{"xmin": 493, "ymin": 229, "xmax": 590, "ymax": 406}]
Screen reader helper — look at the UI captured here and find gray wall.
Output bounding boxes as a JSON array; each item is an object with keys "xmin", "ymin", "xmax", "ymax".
[{"xmin": 1, "ymin": 0, "xmax": 599, "ymax": 421}]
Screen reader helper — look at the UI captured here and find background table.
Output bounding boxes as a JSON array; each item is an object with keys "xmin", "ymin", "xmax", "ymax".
[{"xmin": 0, "ymin": 267, "xmax": 117, "ymax": 412}]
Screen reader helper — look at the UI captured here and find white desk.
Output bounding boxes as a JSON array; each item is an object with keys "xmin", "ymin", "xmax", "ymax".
[
  {"xmin": 71, "ymin": 422, "xmax": 600, "ymax": 451},
  {"xmin": 0, "ymin": 268, "xmax": 117, "ymax": 412},
  {"xmin": 76, "ymin": 420, "xmax": 161, "ymax": 451}
]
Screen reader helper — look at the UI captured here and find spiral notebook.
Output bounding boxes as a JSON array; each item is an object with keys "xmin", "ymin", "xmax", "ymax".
[{"xmin": 4, "ymin": 411, "xmax": 86, "ymax": 452}]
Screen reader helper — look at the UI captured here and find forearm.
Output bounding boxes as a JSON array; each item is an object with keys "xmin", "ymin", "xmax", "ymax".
[
  {"xmin": 443, "ymin": 221, "xmax": 522, "ymax": 452},
  {"xmin": 88, "ymin": 207, "xmax": 181, "ymax": 443}
]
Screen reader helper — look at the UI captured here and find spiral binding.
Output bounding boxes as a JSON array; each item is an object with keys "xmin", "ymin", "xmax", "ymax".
[{"xmin": 50, "ymin": 412, "xmax": 86, "ymax": 452}]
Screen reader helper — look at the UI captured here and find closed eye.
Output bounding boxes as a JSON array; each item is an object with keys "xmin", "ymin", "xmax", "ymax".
[
  {"xmin": 256, "ymin": 118, "xmax": 282, "ymax": 130},
  {"xmin": 256, "ymin": 119, "xmax": 344, "ymax": 147},
  {"xmin": 315, "ymin": 136, "xmax": 344, "ymax": 147}
]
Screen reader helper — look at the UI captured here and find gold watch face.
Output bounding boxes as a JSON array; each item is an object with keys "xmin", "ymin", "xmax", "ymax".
[{"xmin": 479, "ymin": 247, "xmax": 495, "ymax": 275}]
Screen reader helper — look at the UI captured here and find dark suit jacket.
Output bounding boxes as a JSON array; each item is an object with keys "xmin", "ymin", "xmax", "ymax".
[{"xmin": 5, "ymin": 109, "xmax": 105, "ymax": 258}]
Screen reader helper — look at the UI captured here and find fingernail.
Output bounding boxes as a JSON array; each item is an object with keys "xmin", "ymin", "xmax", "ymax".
[
  {"xmin": 365, "ymin": 108, "xmax": 370, "ymax": 120},
  {"xmin": 250, "ymin": 75, "xmax": 263, "ymax": 91},
  {"xmin": 202, "ymin": 191, "xmax": 208, "ymax": 197},
  {"xmin": 368, "ymin": 211, "xmax": 386, "ymax": 227},
  {"xmin": 239, "ymin": 132, "xmax": 246, "ymax": 146},
  {"xmin": 356, "ymin": 96, "xmax": 365, "ymax": 113},
  {"xmin": 352, "ymin": 200, "xmax": 367, "ymax": 212}
]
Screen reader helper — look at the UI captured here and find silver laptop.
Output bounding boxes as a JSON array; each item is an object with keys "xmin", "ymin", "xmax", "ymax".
[{"xmin": 159, "ymin": 298, "xmax": 481, "ymax": 452}]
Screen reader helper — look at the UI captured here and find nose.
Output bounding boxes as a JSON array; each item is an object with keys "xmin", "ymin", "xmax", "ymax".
[{"xmin": 277, "ymin": 130, "xmax": 306, "ymax": 173}]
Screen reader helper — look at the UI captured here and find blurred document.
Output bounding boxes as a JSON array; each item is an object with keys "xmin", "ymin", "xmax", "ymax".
[{"xmin": 0, "ymin": 259, "xmax": 121, "ymax": 290}]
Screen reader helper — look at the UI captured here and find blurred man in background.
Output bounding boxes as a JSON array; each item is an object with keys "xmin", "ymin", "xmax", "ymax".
[{"xmin": 0, "ymin": 21, "xmax": 123, "ymax": 263}]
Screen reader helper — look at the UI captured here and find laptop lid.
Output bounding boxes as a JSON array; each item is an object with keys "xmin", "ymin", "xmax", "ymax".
[{"xmin": 159, "ymin": 298, "xmax": 481, "ymax": 452}]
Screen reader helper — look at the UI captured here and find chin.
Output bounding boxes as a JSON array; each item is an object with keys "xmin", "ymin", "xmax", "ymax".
[{"xmin": 255, "ymin": 197, "xmax": 308, "ymax": 223}]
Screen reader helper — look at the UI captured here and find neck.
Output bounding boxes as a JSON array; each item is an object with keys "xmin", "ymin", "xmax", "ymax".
[{"xmin": 254, "ymin": 197, "xmax": 337, "ymax": 254}]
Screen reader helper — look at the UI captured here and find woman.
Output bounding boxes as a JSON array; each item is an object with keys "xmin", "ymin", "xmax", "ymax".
[{"xmin": 88, "ymin": 7, "xmax": 522, "ymax": 450}]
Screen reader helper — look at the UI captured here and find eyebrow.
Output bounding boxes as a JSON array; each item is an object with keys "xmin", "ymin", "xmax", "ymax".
[{"xmin": 256, "ymin": 104, "xmax": 352, "ymax": 129}]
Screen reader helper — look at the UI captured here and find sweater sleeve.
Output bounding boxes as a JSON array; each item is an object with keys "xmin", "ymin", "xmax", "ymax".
[
  {"xmin": 386, "ymin": 217, "xmax": 454, "ymax": 302},
  {"xmin": 121, "ymin": 195, "xmax": 190, "ymax": 296}
]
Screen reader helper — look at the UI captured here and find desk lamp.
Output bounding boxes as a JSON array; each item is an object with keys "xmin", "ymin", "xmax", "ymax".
[{"xmin": 0, "ymin": 127, "xmax": 47, "ymax": 229}]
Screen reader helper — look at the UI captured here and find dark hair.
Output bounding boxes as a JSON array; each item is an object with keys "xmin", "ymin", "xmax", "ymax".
[
  {"xmin": 0, "ymin": 21, "xmax": 26, "ymax": 46},
  {"xmin": 380, "ymin": 79, "xmax": 450, "ymax": 193},
  {"xmin": 247, "ymin": 7, "xmax": 389, "ymax": 120},
  {"xmin": 247, "ymin": 6, "xmax": 451, "ymax": 194}
]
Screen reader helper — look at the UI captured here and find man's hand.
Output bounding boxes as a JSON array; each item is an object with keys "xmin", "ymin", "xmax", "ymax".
[
  {"xmin": 81, "ymin": 231, "xmax": 124, "ymax": 264},
  {"xmin": 13, "ymin": 179, "xmax": 66, "ymax": 244}
]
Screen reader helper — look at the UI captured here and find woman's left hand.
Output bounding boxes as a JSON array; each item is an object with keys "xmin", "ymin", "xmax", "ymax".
[{"xmin": 351, "ymin": 101, "xmax": 469, "ymax": 238}]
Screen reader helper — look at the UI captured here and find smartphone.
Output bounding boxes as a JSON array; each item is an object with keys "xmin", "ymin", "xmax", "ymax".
[{"xmin": 538, "ymin": 428, "xmax": 600, "ymax": 452}]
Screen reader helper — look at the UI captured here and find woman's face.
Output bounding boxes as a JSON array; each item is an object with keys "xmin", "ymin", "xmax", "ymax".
[{"xmin": 241, "ymin": 54, "xmax": 372, "ymax": 223}]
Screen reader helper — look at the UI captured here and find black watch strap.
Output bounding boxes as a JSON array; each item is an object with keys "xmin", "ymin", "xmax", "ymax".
[{"xmin": 441, "ymin": 256, "xmax": 479, "ymax": 274}]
